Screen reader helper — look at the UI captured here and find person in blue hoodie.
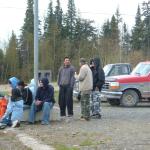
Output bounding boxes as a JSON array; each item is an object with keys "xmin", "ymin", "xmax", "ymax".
[
  {"xmin": 28, "ymin": 78, "xmax": 55, "ymax": 125},
  {"xmin": 0, "ymin": 77, "xmax": 23, "ymax": 129}
]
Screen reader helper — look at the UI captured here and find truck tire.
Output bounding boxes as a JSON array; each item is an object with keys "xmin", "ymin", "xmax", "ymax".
[
  {"xmin": 121, "ymin": 90, "xmax": 139, "ymax": 107},
  {"xmin": 108, "ymin": 99, "xmax": 120, "ymax": 106}
]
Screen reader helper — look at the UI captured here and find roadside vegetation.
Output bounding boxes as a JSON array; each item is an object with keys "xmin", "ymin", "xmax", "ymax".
[{"xmin": 0, "ymin": 0, "xmax": 149, "ymax": 84}]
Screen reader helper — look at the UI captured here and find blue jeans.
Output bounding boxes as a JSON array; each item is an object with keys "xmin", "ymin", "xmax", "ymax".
[
  {"xmin": 0, "ymin": 99, "xmax": 23, "ymax": 125},
  {"xmin": 28, "ymin": 101, "xmax": 53, "ymax": 124}
]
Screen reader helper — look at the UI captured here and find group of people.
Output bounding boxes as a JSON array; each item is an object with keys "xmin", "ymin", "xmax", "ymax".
[
  {"xmin": 0, "ymin": 56, "xmax": 105, "ymax": 129},
  {"xmin": 58, "ymin": 56, "xmax": 105, "ymax": 121},
  {"xmin": 0, "ymin": 77, "xmax": 55, "ymax": 128}
]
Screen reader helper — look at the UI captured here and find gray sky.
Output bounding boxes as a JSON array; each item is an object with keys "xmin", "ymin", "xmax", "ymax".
[{"xmin": 0, "ymin": 0, "xmax": 147, "ymax": 46}]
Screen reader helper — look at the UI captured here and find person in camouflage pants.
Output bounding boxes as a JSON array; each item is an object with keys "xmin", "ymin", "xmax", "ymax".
[
  {"xmin": 80, "ymin": 93, "xmax": 91, "ymax": 120},
  {"xmin": 75, "ymin": 58, "xmax": 93, "ymax": 121}
]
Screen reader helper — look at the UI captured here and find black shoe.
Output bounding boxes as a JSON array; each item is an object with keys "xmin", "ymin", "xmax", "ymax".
[
  {"xmin": 91, "ymin": 114, "xmax": 101, "ymax": 119},
  {"xmin": 85, "ymin": 117, "xmax": 90, "ymax": 121},
  {"xmin": 25, "ymin": 122, "xmax": 34, "ymax": 125}
]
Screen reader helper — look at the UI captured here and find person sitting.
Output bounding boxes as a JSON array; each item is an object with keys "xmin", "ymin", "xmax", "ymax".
[
  {"xmin": 17, "ymin": 81, "xmax": 33, "ymax": 110},
  {"xmin": 0, "ymin": 77, "xmax": 23, "ymax": 129},
  {"xmin": 28, "ymin": 78, "xmax": 55, "ymax": 125}
]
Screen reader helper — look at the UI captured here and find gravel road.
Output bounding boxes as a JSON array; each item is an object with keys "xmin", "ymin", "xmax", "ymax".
[{"xmin": 10, "ymin": 102, "xmax": 150, "ymax": 150}]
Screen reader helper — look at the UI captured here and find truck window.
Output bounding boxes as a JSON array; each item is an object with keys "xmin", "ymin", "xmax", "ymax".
[
  {"xmin": 109, "ymin": 65, "xmax": 120, "ymax": 76},
  {"xmin": 121, "ymin": 65, "xmax": 129, "ymax": 74}
]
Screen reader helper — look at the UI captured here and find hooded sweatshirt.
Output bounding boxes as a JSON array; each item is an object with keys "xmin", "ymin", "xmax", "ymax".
[
  {"xmin": 35, "ymin": 78, "xmax": 55, "ymax": 103},
  {"xmin": 90, "ymin": 58, "xmax": 105, "ymax": 91},
  {"xmin": 9, "ymin": 77, "xmax": 22, "ymax": 102},
  {"xmin": 27, "ymin": 79, "xmax": 36, "ymax": 99}
]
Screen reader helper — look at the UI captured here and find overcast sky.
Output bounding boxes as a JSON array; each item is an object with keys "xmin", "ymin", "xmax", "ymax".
[{"xmin": 0, "ymin": 0, "xmax": 147, "ymax": 46}]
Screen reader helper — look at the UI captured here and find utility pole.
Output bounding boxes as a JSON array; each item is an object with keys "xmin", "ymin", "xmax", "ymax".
[{"xmin": 34, "ymin": 0, "xmax": 39, "ymax": 89}]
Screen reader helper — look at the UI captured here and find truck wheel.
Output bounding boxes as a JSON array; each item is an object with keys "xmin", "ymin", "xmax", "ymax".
[
  {"xmin": 121, "ymin": 90, "xmax": 139, "ymax": 107},
  {"xmin": 108, "ymin": 99, "xmax": 120, "ymax": 106}
]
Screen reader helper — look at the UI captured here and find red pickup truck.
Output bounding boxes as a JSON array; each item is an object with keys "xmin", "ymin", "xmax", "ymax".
[{"xmin": 101, "ymin": 61, "xmax": 150, "ymax": 107}]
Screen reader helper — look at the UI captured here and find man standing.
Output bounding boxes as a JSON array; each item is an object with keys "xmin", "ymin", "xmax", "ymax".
[
  {"xmin": 58, "ymin": 57, "xmax": 75, "ymax": 120},
  {"xmin": 75, "ymin": 58, "xmax": 93, "ymax": 121}
]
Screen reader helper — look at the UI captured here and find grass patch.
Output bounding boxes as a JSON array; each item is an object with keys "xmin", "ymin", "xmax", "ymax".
[
  {"xmin": 80, "ymin": 139, "xmax": 93, "ymax": 146},
  {"xmin": 54, "ymin": 144, "xmax": 80, "ymax": 150}
]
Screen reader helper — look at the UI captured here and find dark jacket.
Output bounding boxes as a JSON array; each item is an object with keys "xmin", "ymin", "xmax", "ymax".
[
  {"xmin": 35, "ymin": 78, "xmax": 55, "ymax": 104},
  {"xmin": 21, "ymin": 88, "xmax": 33, "ymax": 106},
  {"xmin": 90, "ymin": 58, "xmax": 105, "ymax": 91},
  {"xmin": 58, "ymin": 65, "xmax": 75, "ymax": 88},
  {"xmin": 9, "ymin": 77, "xmax": 22, "ymax": 102}
]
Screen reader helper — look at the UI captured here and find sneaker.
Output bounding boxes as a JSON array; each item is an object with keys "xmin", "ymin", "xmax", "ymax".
[
  {"xmin": 60, "ymin": 116, "xmax": 66, "ymax": 121},
  {"xmin": 80, "ymin": 116, "xmax": 84, "ymax": 119},
  {"xmin": 0, "ymin": 123, "xmax": 7, "ymax": 129},
  {"xmin": 80, "ymin": 118, "xmax": 86, "ymax": 121},
  {"xmin": 80, "ymin": 117, "xmax": 90, "ymax": 121},
  {"xmin": 11, "ymin": 120, "xmax": 20, "ymax": 128},
  {"xmin": 41, "ymin": 121, "xmax": 49, "ymax": 125},
  {"xmin": 91, "ymin": 114, "xmax": 101, "ymax": 119}
]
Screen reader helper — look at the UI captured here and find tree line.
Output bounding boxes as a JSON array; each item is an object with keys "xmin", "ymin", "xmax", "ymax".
[{"xmin": 0, "ymin": 0, "xmax": 149, "ymax": 83}]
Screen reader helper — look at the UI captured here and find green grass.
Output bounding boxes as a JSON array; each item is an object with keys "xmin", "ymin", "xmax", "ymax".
[
  {"xmin": 54, "ymin": 144, "xmax": 80, "ymax": 150},
  {"xmin": 80, "ymin": 139, "xmax": 93, "ymax": 146}
]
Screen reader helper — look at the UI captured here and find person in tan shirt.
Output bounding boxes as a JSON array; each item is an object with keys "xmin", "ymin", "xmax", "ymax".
[{"xmin": 75, "ymin": 58, "xmax": 93, "ymax": 121}]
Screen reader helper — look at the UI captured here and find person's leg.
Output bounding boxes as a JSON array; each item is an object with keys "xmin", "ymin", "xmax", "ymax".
[
  {"xmin": 28, "ymin": 101, "xmax": 37, "ymax": 123},
  {"xmin": 84, "ymin": 94, "xmax": 90, "ymax": 120},
  {"xmin": 80, "ymin": 93, "xmax": 90, "ymax": 120},
  {"xmin": 11, "ymin": 100, "xmax": 23, "ymax": 127},
  {"xmin": 58, "ymin": 86, "xmax": 66, "ymax": 117},
  {"xmin": 66, "ymin": 87, "xmax": 73, "ymax": 116},
  {"xmin": 11, "ymin": 100, "xmax": 23, "ymax": 122},
  {"xmin": 41, "ymin": 102, "xmax": 53, "ymax": 125},
  {"xmin": 80, "ymin": 94, "xmax": 85, "ymax": 118}
]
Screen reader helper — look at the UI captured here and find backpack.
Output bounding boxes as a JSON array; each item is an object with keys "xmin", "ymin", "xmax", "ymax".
[{"xmin": 0, "ymin": 97, "xmax": 8, "ymax": 118}]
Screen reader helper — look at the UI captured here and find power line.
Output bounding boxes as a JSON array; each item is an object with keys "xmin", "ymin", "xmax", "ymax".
[
  {"xmin": 80, "ymin": 11, "xmax": 136, "ymax": 17},
  {"xmin": 0, "ymin": 6, "xmax": 136, "ymax": 17}
]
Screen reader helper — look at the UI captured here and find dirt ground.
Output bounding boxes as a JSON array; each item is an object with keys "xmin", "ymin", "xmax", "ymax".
[
  {"xmin": 1, "ymin": 84, "xmax": 150, "ymax": 150},
  {"xmin": 1, "ymin": 102, "xmax": 150, "ymax": 150},
  {"xmin": 0, "ymin": 131, "xmax": 31, "ymax": 150}
]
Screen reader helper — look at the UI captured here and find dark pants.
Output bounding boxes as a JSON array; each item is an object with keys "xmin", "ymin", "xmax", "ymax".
[{"xmin": 59, "ymin": 85, "xmax": 73, "ymax": 116}]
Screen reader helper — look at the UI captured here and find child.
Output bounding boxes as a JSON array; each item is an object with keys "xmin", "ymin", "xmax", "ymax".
[{"xmin": 0, "ymin": 77, "xmax": 23, "ymax": 129}]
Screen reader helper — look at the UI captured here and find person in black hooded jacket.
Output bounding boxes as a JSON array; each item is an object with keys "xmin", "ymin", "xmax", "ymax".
[
  {"xmin": 28, "ymin": 78, "xmax": 55, "ymax": 125},
  {"xmin": 90, "ymin": 57, "xmax": 105, "ymax": 118},
  {"xmin": 90, "ymin": 57, "xmax": 105, "ymax": 91}
]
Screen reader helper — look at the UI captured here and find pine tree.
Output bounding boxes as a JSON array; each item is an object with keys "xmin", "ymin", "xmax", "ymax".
[
  {"xmin": 66, "ymin": 0, "xmax": 76, "ymax": 40},
  {"xmin": 101, "ymin": 19, "xmax": 111, "ymax": 38},
  {"xmin": 55, "ymin": 0, "xmax": 63, "ymax": 31},
  {"xmin": 142, "ymin": 1, "xmax": 150, "ymax": 56},
  {"xmin": 110, "ymin": 15, "xmax": 120, "ymax": 49},
  {"xmin": 19, "ymin": 0, "xmax": 34, "ymax": 80},
  {"xmin": 43, "ymin": 0, "xmax": 55, "ymax": 38},
  {"xmin": 5, "ymin": 32, "xmax": 19, "ymax": 78},
  {"xmin": 131, "ymin": 5, "xmax": 144, "ymax": 50},
  {"xmin": 122, "ymin": 23, "xmax": 131, "ymax": 52},
  {"xmin": 0, "ymin": 49, "xmax": 4, "ymax": 82},
  {"xmin": 115, "ymin": 7, "xmax": 122, "ymax": 26}
]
